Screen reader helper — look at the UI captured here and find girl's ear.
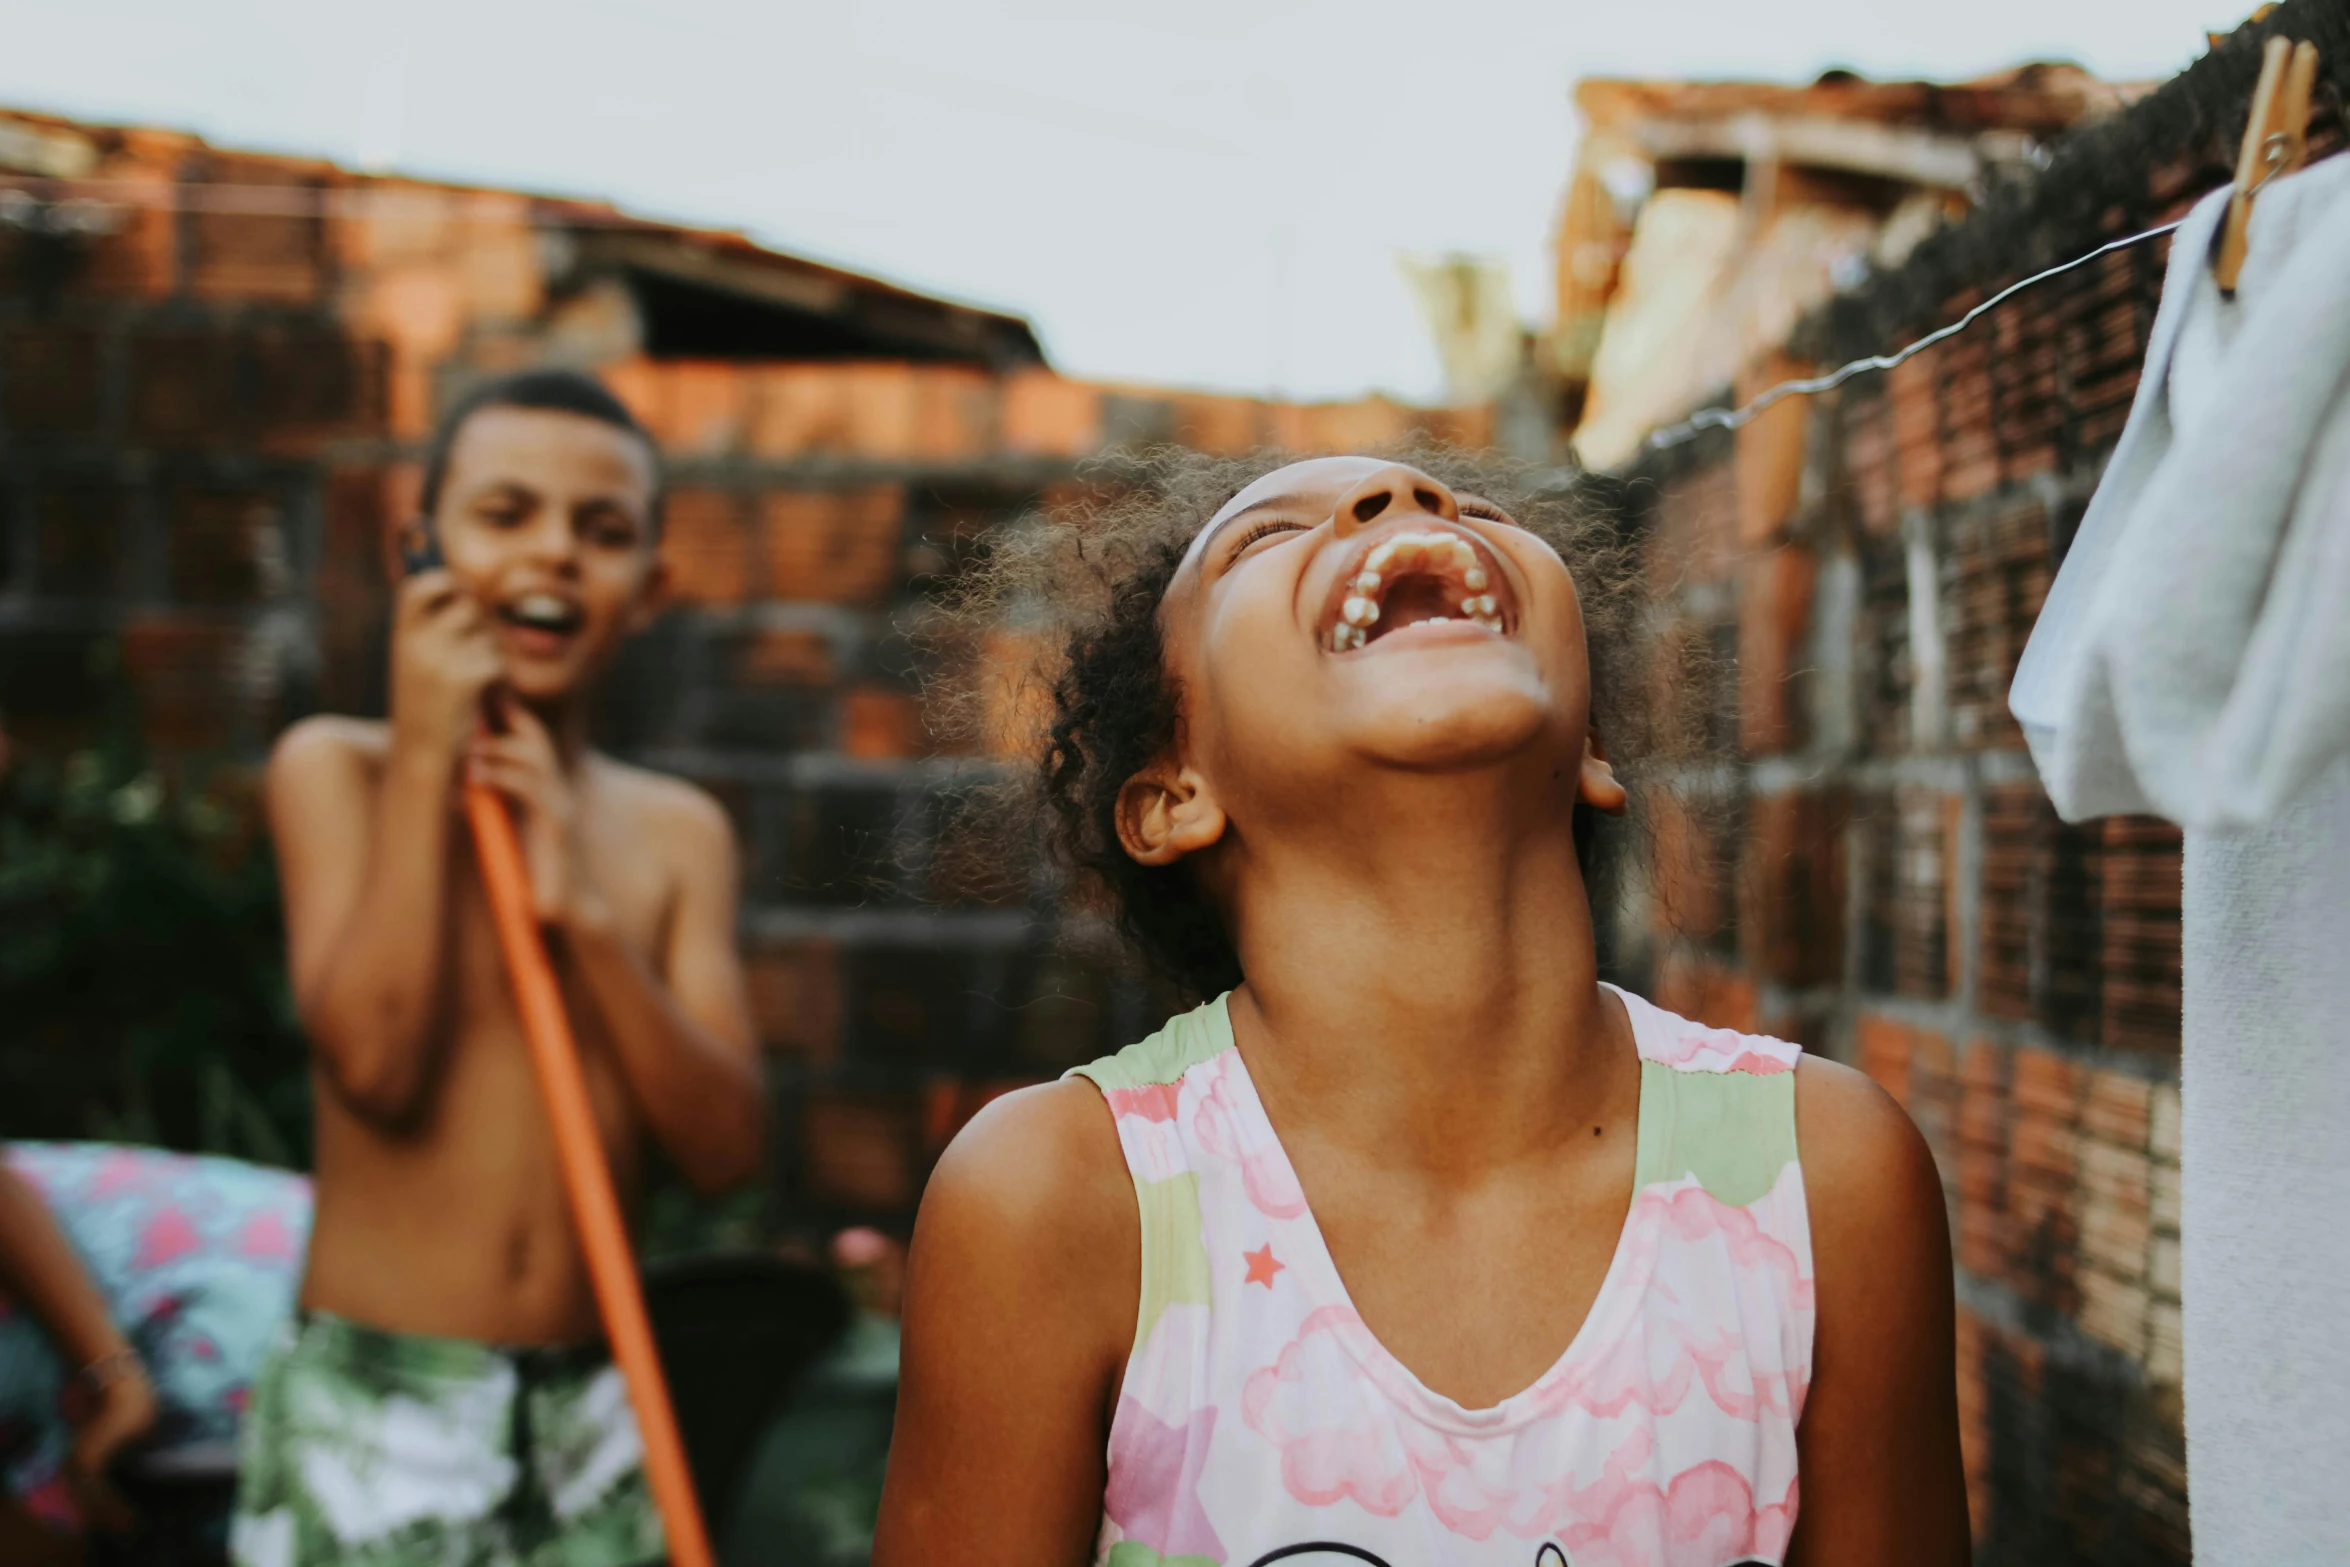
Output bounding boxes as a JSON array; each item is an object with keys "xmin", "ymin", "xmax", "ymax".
[
  {"xmin": 1577, "ymin": 732, "xmax": 1628, "ymax": 817},
  {"xmin": 1115, "ymin": 762, "xmax": 1228, "ymax": 866}
]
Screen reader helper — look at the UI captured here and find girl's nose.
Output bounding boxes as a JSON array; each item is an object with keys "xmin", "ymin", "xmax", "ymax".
[{"xmin": 1330, "ymin": 464, "xmax": 1461, "ymax": 537}]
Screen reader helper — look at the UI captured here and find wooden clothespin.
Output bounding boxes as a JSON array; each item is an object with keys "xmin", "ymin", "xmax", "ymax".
[{"xmin": 2213, "ymin": 34, "xmax": 2321, "ymax": 294}]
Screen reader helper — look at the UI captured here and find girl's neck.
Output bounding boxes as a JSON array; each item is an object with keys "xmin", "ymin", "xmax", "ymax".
[{"xmin": 1221, "ymin": 773, "xmax": 1630, "ymax": 1183}]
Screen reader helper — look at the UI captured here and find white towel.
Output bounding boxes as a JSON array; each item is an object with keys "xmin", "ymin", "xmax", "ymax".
[
  {"xmin": 2011, "ymin": 153, "xmax": 2350, "ymax": 828},
  {"xmin": 2010, "ymin": 153, "xmax": 2350, "ymax": 1563}
]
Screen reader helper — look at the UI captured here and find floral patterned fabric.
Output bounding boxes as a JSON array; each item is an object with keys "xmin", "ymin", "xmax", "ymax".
[
  {"xmin": 1069, "ymin": 986, "xmax": 1813, "ymax": 1567},
  {"xmin": 0, "ymin": 1142, "xmax": 311, "ymax": 1530},
  {"xmin": 228, "ymin": 1311, "xmax": 662, "ymax": 1567}
]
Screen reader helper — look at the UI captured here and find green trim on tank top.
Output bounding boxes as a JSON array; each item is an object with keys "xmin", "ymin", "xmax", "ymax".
[
  {"xmin": 1069, "ymin": 993, "xmax": 1235, "ymax": 1093},
  {"xmin": 1131, "ymin": 1171, "xmax": 1213, "ymax": 1352},
  {"xmin": 1069, "ymin": 997, "xmax": 1231, "ymax": 1357},
  {"xmin": 1104, "ymin": 1545, "xmax": 1219, "ymax": 1567},
  {"xmin": 1633, "ymin": 1058, "xmax": 1799, "ymax": 1207}
]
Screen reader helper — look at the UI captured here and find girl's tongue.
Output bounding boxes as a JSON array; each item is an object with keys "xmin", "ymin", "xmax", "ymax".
[{"xmin": 1372, "ymin": 576, "xmax": 1461, "ymax": 639}]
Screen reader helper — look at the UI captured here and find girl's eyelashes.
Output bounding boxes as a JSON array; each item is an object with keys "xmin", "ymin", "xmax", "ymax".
[
  {"xmin": 1227, "ymin": 519, "xmax": 1306, "ymax": 559},
  {"xmin": 1222, "ymin": 502, "xmax": 1511, "ymax": 567}
]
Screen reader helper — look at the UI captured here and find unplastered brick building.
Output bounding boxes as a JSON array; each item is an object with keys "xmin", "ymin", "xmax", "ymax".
[
  {"xmin": 1573, "ymin": 6, "xmax": 2349, "ymax": 1559},
  {"xmin": 0, "ymin": 107, "xmax": 1488, "ymax": 1222}
]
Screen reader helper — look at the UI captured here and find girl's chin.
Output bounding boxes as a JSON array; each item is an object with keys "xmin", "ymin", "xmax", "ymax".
[{"xmin": 1347, "ymin": 701, "xmax": 1558, "ymax": 773}]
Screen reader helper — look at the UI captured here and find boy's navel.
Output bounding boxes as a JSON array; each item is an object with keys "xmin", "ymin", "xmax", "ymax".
[{"xmin": 502, "ymin": 1223, "xmax": 536, "ymax": 1285}]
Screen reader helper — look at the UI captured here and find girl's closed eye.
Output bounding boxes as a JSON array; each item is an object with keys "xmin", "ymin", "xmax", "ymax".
[{"xmin": 1227, "ymin": 519, "xmax": 1306, "ymax": 560}]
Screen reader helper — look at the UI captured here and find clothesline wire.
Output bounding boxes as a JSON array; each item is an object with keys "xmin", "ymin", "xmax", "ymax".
[{"xmin": 1641, "ymin": 218, "xmax": 2185, "ymax": 453}]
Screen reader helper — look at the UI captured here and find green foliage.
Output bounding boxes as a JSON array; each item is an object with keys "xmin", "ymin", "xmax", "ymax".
[
  {"xmin": 639, "ymin": 1177, "xmax": 771, "ymax": 1262},
  {"xmin": 0, "ymin": 734, "xmax": 311, "ymax": 1168}
]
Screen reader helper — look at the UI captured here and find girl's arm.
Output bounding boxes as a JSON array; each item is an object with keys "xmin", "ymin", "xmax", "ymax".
[
  {"xmin": 1787, "ymin": 1058, "xmax": 1972, "ymax": 1567},
  {"xmin": 872, "ymin": 1081, "xmax": 1138, "ymax": 1567},
  {"xmin": 0, "ymin": 1158, "xmax": 156, "ymax": 1529}
]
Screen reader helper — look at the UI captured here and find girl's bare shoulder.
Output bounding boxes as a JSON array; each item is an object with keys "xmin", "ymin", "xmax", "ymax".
[
  {"xmin": 882, "ymin": 1079, "xmax": 1137, "ymax": 1560},
  {"xmin": 1792, "ymin": 1053, "xmax": 1953, "ymax": 1318},
  {"xmin": 1792, "ymin": 1055, "xmax": 1942, "ymax": 1213},
  {"xmin": 922, "ymin": 1079, "xmax": 1136, "ymax": 1265},
  {"xmin": 909, "ymin": 1080, "xmax": 1138, "ymax": 1378}
]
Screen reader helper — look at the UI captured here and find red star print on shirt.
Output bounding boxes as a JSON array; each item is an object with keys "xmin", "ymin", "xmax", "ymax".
[{"xmin": 1243, "ymin": 1244, "xmax": 1284, "ymax": 1287}]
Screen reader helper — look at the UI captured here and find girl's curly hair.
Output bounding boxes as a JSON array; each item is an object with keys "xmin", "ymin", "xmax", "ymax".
[{"xmin": 926, "ymin": 446, "xmax": 1666, "ymax": 1005}]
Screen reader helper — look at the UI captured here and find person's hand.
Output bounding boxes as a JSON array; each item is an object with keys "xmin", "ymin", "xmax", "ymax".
[
  {"xmin": 466, "ymin": 696, "xmax": 608, "ymax": 930},
  {"xmin": 65, "ymin": 1360, "xmax": 157, "ymax": 1536},
  {"xmin": 389, "ymin": 569, "xmax": 502, "ymax": 771}
]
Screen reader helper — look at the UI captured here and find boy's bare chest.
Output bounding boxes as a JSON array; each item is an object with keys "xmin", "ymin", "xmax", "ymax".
[
  {"xmin": 575, "ymin": 802, "xmax": 677, "ymax": 948},
  {"xmin": 434, "ymin": 811, "xmax": 665, "ymax": 1143},
  {"xmin": 449, "ymin": 790, "xmax": 677, "ymax": 985}
]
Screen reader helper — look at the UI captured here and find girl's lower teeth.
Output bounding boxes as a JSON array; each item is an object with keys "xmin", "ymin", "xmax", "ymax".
[{"xmin": 1331, "ymin": 610, "xmax": 1504, "ymax": 651}]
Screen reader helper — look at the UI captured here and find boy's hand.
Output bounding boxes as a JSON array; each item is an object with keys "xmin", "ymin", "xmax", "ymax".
[
  {"xmin": 466, "ymin": 698, "xmax": 609, "ymax": 930},
  {"xmin": 391, "ymin": 569, "xmax": 503, "ymax": 769}
]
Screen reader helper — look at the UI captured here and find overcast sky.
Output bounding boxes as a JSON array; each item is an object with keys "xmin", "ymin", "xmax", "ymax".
[{"xmin": 1, "ymin": 0, "xmax": 2235, "ymax": 401}]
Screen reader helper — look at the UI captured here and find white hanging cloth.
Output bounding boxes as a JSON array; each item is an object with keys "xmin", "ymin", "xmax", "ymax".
[
  {"xmin": 2010, "ymin": 152, "xmax": 2350, "ymax": 827},
  {"xmin": 2010, "ymin": 150, "xmax": 2350, "ymax": 1563}
]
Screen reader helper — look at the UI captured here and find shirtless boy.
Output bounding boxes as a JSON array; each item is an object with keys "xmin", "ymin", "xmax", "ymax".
[{"xmin": 231, "ymin": 370, "xmax": 764, "ymax": 1567}]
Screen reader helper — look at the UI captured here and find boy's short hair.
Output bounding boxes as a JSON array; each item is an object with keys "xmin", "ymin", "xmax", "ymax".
[{"xmin": 419, "ymin": 368, "xmax": 664, "ymax": 536}]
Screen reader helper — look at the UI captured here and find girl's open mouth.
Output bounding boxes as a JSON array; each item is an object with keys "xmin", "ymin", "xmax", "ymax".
[{"xmin": 1322, "ymin": 526, "xmax": 1512, "ymax": 653}]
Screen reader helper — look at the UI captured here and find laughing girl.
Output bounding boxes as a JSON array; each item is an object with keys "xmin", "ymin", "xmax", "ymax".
[{"xmin": 873, "ymin": 454, "xmax": 1966, "ymax": 1567}]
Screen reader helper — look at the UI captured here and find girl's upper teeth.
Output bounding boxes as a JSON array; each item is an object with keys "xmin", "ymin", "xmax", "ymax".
[
  {"xmin": 1330, "ymin": 529, "xmax": 1505, "ymax": 651},
  {"xmin": 516, "ymin": 594, "xmax": 571, "ymax": 625},
  {"xmin": 1363, "ymin": 530, "xmax": 1479, "ymax": 576}
]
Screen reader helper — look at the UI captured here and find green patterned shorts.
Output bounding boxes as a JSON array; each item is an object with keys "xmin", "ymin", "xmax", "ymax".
[{"xmin": 229, "ymin": 1312, "xmax": 664, "ymax": 1567}]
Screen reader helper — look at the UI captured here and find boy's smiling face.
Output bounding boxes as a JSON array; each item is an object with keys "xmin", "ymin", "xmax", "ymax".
[
  {"xmin": 1131, "ymin": 456, "xmax": 1619, "ymax": 860},
  {"xmin": 429, "ymin": 405, "xmax": 664, "ymax": 703}
]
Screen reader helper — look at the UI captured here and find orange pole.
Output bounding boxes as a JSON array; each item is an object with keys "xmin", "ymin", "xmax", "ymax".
[{"xmin": 462, "ymin": 784, "xmax": 717, "ymax": 1567}]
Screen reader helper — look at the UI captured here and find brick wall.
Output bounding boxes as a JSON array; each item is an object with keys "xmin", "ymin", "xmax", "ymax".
[
  {"xmin": 0, "ymin": 130, "xmax": 391, "ymax": 761},
  {"xmin": 1623, "ymin": 279, "xmax": 2197, "ymax": 1567},
  {"xmin": 1600, "ymin": 14, "xmax": 2349, "ymax": 1558},
  {"xmin": 0, "ymin": 109, "xmax": 1492, "ymax": 1238}
]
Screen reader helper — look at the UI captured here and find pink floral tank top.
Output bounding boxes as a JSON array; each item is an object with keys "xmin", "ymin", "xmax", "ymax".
[{"xmin": 1067, "ymin": 984, "xmax": 1812, "ymax": 1567}]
